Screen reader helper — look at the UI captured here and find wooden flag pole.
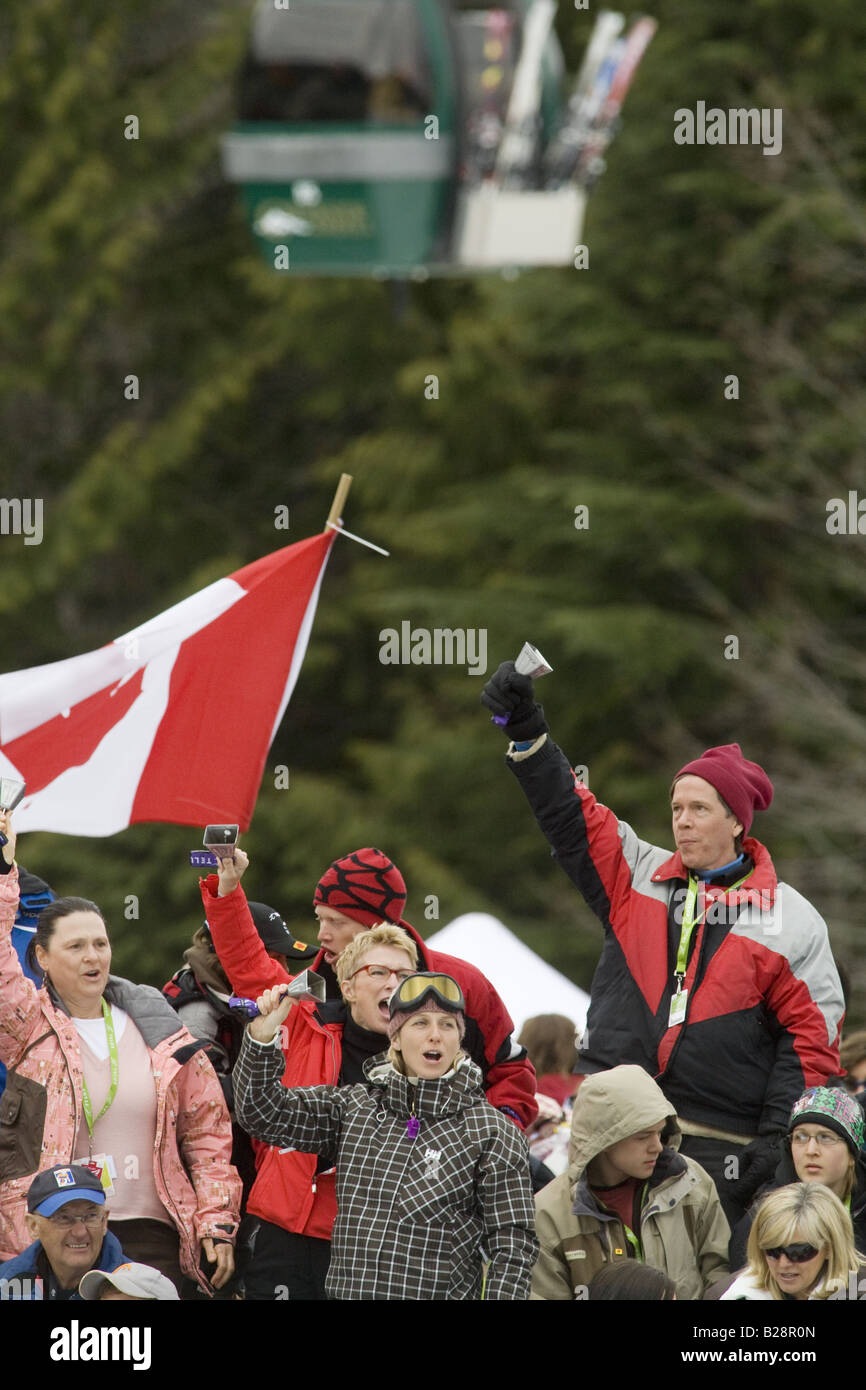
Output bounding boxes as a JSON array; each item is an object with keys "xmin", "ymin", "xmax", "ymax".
[
  {"xmin": 324, "ymin": 471, "xmax": 389, "ymax": 555},
  {"xmin": 325, "ymin": 473, "xmax": 353, "ymax": 531}
]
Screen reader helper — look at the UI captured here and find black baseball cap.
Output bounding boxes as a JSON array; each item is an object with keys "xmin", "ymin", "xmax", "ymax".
[
  {"xmin": 248, "ymin": 901, "xmax": 318, "ymax": 961},
  {"xmin": 27, "ymin": 1165, "xmax": 106, "ymax": 1217}
]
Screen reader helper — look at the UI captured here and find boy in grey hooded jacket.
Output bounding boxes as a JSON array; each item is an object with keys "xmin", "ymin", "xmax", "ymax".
[{"xmin": 532, "ymin": 1065, "xmax": 730, "ymax": 1300}]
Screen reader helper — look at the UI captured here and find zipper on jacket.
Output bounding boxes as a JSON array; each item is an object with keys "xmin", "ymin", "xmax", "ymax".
[
  {"xmin": 56, "ymin": 1020, "xmax": 83, "ymax": 1162},
  {"xmin": 662, "ymin": 877, "xmax": 754, "ymax": 1080},
  {"xmin": 310, "ymin": 1031, "xmax": 339, "ymax": 1196}
]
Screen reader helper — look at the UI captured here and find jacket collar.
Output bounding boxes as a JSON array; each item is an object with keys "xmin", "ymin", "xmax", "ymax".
[
  {"xmin": 651, "ymin": 835, "xmax": 777, "ymax": 901},
  {"xmin": 571, "ymin": 1146, "xmax": 689, "ymax": 1221},
  {"xmin": 364, "ymin": 1053, "xmax": 482, "ymax": 1121},
  {"xmin": 49, "ymin": 974, "xmax": 188, "ymax": 1051},
  {"xmin": 2, "ymin": 1228, "xmax": 126, "ymax": 1283},
  {"xmin": 724, "ymin": 1268, "xmax": 831, "ymax": 1302}
]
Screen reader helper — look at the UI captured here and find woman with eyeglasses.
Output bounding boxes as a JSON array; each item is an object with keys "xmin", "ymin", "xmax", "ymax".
[
  {"xmin": 728, "ymin": 1087, "xmax": 866, "ymax": 1270},
  {"xmin": 722, "ymin": 1183, "xmax": 863, "ymax": 1300},
  {"xmin": 0, "ymin": 817, "xmax": 242, "ymax": 1296},
  {"xmin": 225, "ymin": 917, "xmax": 420, "ymax": 1299},
  {"xmin": 233, "ymin": 971, "xmax": 539, "ymax": 1299}
]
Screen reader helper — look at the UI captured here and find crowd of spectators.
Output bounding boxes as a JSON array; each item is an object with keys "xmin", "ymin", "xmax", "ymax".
[{"xmin": 1, "ymin": 661, "xmax": 863, "ymax": 1301}]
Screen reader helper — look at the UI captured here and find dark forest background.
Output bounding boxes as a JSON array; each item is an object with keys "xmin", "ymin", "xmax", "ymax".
[{"xmin": 2, "ymin": 0, "xmax": 865, "ymax": 1023}]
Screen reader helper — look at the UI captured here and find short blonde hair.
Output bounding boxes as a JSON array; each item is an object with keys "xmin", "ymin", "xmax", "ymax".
[
  {"xmin": 746, "ymin": 1183, "xmax": 860, "ymax": 1300},
  {"xmin": 335, "ymin": 924, "xmax": 418, "ymax": 986}
]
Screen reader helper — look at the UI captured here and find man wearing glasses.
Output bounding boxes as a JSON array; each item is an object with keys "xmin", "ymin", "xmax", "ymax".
[
  {"xmin": 200, "ymin": 845, "xmax": 536, "ymax": 1300},
  {"xmin": 0, "ymin": 1165, "xmax": 127, "ymax": 1300}
]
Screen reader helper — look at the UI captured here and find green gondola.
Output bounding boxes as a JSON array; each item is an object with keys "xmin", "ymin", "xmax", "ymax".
[{"xmin": 222, "ymin": 2, "xmax": 654, "ymax": 277}]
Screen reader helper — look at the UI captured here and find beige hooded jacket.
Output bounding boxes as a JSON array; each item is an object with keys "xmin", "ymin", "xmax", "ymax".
[{"xmin": 531, "ymin": 1065, "xmax": 730, "ymax": 1300}]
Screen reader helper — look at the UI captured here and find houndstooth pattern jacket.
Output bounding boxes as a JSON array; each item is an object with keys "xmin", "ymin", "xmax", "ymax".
[{"xmin": 234, "ymin": 1034, "xmax": 538, "ymax": 1300}]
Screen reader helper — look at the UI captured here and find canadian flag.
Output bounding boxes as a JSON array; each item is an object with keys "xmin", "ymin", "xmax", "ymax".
[{"xmin": 0, "ymin": 533, "xmax": 334, "ymax": 835}]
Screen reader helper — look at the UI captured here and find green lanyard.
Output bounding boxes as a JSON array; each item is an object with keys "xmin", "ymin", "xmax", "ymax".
[
  {"xmin": 675, "ymin": 870, "xmax": 753, "ymax": 982},
  {"xmin": 611, "ymin": 1183, "xmax": 648, "ymax": 1261},
  {"xmin": 80, "ymin": 998, "xmax": 119, "ymax": 1158},
  {"xmin": 623, "ymin": 1223, "xmax": 643, "ymax": 1260}
]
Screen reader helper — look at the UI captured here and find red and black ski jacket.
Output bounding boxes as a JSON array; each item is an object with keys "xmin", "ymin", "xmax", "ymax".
[{"xmin": 507, "ymin": 736, "xmax": 843, "ymax": 1138}]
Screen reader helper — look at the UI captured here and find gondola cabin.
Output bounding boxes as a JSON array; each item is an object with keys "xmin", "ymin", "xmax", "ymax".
[{"xmin": 222, "ymin": 2, "xmax": 653, "ymax": 276}]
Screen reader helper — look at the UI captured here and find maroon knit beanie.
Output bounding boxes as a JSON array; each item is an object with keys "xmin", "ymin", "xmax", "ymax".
[
  {"xmin": 313, "ymin": 848, "xmax": 406, "ymax": 929},
  {"xmin": 672, "ymin": 743, "xmax": 773, "ymax": 834}
]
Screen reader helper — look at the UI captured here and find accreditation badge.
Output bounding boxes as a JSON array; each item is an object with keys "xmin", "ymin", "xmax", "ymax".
[
  {"xmin": 90, "ymin": 1153, "xmax": 116, "ymax": 1197},
  {"xmin": 668, "ymin": 989, "xmax": 688, "ymax": 1028}
]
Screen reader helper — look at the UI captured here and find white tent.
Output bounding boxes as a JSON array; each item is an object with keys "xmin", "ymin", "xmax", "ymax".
[{"xmin": 424, "ymin": 912, "xmax": 589, "ymax": 1038}]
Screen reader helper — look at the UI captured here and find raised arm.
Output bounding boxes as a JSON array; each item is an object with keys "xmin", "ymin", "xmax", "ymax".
[
  {"xmin": 200, "ymin": 849, "xmax": 293, "ymax": 1000},
  {"xmin": 232, "ymin": 987, "xmax": 343, "ymax": 1155},
  {"xmin": 507, "ymin": 737, "xmax": 667, "ymax": 928},
  {"xmin": 481, "ymin": 662, "xmax": 665, "ymax": 927},
  {"xmin": 0, "ymin": 819, "xmax": 45, "ymax": 1064}
]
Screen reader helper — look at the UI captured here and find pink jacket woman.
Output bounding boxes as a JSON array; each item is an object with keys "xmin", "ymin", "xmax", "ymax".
[{"xmin": 0, "ymin": 862, "xmax": 241, "ymax": 1292}]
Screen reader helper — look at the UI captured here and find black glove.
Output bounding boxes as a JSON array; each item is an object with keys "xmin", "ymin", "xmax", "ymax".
[
  {"xmin": 728, "ymin": 1134, "xmax": 783, "ymax": 1206},
  {"xmin": 481, "ymin": 660, "xmax": 548, "ymax": 742}
]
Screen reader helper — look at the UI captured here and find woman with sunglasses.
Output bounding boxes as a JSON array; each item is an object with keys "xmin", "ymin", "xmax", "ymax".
[
  {"xmin": 233, "ymin": 972, "xmax": 539, "ymax": 1299},
  {"xmin": 728, "ymin": 1087, "xmax": 866, "ymax": 1270},
  {"xmin": 722, "ymin": 1183, "xmax": 863, "ymax": 1300}
]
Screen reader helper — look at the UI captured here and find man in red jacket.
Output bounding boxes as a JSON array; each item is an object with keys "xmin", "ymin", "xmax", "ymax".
[
  {"xmin": 202, "ymin": 846, "xmax": 537, "ymax": 1300},
  {"xmin": 480, "ymin": 659, "xmax": 845, "ymax": 1224}
]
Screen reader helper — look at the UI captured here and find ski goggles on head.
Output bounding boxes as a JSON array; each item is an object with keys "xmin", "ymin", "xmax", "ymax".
[
  {"xmin": 762, "ymin": 1243, "xmax": 820, "ymax": 1263},
  {"xmin": 388, "ymin": 972, "xmax": 465, "ymax": 1020}
]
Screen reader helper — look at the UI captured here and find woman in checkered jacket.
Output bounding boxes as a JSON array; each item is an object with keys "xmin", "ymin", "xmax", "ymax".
[{"xmin": 233, "ymin": 973, "xmax": 539, "ymax": 1300}]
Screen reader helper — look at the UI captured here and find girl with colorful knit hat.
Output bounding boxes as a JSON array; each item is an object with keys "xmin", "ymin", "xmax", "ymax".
[{"xmin": 729, "ymin": 1086, "xmax": 866, "ymax": 1269}]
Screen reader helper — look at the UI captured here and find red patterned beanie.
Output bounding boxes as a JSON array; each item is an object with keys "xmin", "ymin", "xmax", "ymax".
[{"xmin": 314, "ymin": 848, "xmax": 406, "ymax": 928}]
